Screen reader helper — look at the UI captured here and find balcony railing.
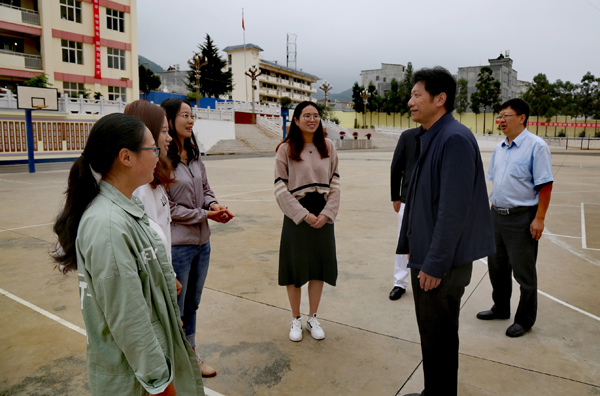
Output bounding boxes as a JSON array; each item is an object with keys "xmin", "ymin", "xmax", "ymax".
[
  {"xmin": 216, "ymin": 100, "xmax": 280, "ymax": 116},
  {"xmin": 0, "ymin": 3, "xmax": 40, "ymax": 25},
  {"xmin": 0, "ymin": 49, "xmax": 42, "ymax": 70}
]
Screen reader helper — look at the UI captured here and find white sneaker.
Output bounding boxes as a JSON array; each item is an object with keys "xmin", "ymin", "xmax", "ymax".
[
  {"xmin": 306, "ymin": 314, "xmax": 325, "ymax": 340},
  {"xmin": 289, "ymin": 317, "xmax": 303, "ymax": 342}
]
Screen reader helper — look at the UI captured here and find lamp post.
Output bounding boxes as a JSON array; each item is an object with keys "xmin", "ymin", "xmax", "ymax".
[
  {"xmin": 319, "ymin": 80, "xmax": 332, "ymax": 118},
  {"xmin": 245, "ymin": 65, "xmax": 262, "ymax": 124},
  {"xmin": 360, "ymin": 89, "xmax": 371, "ymax": 128},
  {"xmin": 191, "ymin": 52, "xmax": 207, "ymax": 106}
]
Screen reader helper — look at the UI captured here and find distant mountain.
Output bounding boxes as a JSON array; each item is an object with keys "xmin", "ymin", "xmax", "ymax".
[
  {"xmin": 138, "ymin": 55, "xmax": 164, "ymax": 74},
  {"xmin": 313, "ymin": 87, "xmax": 353, "ymax": 103}
]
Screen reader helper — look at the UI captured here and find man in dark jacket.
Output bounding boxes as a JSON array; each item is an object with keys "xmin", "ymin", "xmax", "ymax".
[
  {"xmin": 389, "ymin": 127, "xmax": 419, "ymax": 300},
  {"xmin": 397, "ymin": 67, "xmax": 495, "ymax": 396}
]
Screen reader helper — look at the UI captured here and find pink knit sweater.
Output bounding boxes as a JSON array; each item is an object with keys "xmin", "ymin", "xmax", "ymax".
[{"xmin": 274, "ymin": 139, "xmax": 340, "ymax": 225}]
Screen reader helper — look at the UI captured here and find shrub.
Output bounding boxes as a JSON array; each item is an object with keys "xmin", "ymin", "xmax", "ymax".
[{"xmin": 557, "ymin": 130, "xmax": 566, "ymax": 137}]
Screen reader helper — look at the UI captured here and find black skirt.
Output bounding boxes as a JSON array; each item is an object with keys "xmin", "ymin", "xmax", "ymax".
[{"xmin": 278, "ymin": 192, "xmax": 338, "ymax": 287}]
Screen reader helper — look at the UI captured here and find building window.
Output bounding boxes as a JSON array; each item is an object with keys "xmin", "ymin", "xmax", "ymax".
[
  {"xmin": 106, "ymin": 8, "xmax": 124, "ymax": 32},
  {"xmin": 376, "ymin": 76, "xmax": 379, "ymax": 81},
  {"xmin": 228, "ymin": 54, "xmax": 232, "ymax": 65},
  {"xmin": 108, "ymin": 86, "xmax": 126, "ymax": 102},
  {"xmin": 107, "ymin": 47, "xmax": 125, "ymax": 70},
  {"xmin": 383, "ymin": 77, "xmax": 386, "ymax": 82},
  {"xmin": 0, "ymin": 36, "xmax": 24, "ymax": 53},
  {"xmin": 60, "ymin": 0, "xmax": 82, "ymax": 23},
  {"xmin": 61, "ymin": 39, "xmax": 83, "ymax": 64},
  {"xmin": 63, "ymin": 81, "xmax": 85, "ymax": 98}
]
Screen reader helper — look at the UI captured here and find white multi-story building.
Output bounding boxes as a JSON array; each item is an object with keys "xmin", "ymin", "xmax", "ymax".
[
  {"xmin": 361, "ymin": 63, "xmax": 406, "ymax": 96},
  {"xmin": 223, "ymin": 43, "xmax": 318, "ymax": 105},
  {"xmin": 0, "ymin": 0, "xmax": 138, "ymax": 101}
]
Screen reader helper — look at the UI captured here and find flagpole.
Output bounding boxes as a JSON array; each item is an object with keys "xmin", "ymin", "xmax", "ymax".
[{"xmin": 243, "ymin": 8, "xmax": 248, "ymax": 102}]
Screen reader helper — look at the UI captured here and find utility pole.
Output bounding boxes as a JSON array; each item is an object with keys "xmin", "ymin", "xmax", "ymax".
[
  {"xmin": 191, "ymin": 52, "xmax": 207, "ymax": 104},
  {"xmin": 319, "ymin": 80, "xmax": 332, "ymax": 119},
  {"xmin": 360, "ymin": 89, "xmax": 370, "ymax": 128},
  {"xmin": 245, "ymin": 65, "xmax": 262, "ymax": 124}
]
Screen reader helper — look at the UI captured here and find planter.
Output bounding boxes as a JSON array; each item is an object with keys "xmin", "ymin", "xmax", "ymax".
[
  {"xmin": 367, "ymin": 136, "xmax": 371, "ymax": 140},
  {"xmin": 340, "ymin": 136, "xmax": 344, "ymax": 140},
  {"xmin": 354, "ymin": 136, "xmax": 358, "ymax": 140}
]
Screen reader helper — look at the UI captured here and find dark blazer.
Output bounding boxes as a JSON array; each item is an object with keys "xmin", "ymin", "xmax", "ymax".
[
  {"xmin": 391, "ymin": 128, "xmax": 419, "ymax": 202},
  {"xmin": 397, "ymin": 113, "xmax": 495, "ymax": 279}
]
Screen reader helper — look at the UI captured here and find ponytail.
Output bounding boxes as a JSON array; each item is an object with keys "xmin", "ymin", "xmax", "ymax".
[{"xmin": 51, "ymin": 113, "xmax": 146, "ymax": 273}]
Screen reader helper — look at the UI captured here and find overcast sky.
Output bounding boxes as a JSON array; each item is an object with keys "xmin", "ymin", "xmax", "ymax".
[{"xmin": 138, "ymin": 0, "xmax": 600, "ymax": 94}]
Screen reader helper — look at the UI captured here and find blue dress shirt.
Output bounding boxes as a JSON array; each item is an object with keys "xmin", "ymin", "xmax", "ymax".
[{"xmin": 487, "ymin": 129, "xmax": 553, "ymax": 208}]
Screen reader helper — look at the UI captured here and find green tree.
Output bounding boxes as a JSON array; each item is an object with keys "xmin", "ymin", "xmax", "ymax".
[
  {"xmin": 351, "ymin": 82, "xmax": 365, "ymax": 128},
  {"xmin": 455, "ymin": 78, "xmax": 469, "ymax": 123},
  {"xmin": 473, "ymin": 67, "xmax": 501, "ymax": 133},
  {"xmin": 383, "ymin": 78, "xmax": 400, "ymax": 126},
  {"xmin": 522, "ymin": 73, "xmax": 556, "ymax": 135},
  {"xmin": 138, "ymin": 64, "xmax": 161, "ymax": 100},
  {"xmin": 186, "ymin": 34, "xmax": 233, "ymax": 99},
  {"xmin": 470, "ymin": 91, "xmax": 481, "ymax": 133},
  {"xmin": 280, "ymin": 96, "xmax": 292, "ymax": 109},
  {"xmin": 367, "ymin": 82, "xmax": 379, "ymax": 127},
  {"xmin": 398, "ymin": 62, "xmax": 413, "ymax": 127},
  {"xmin": 23, "ymin": 74, "xmax": 52, "ymax": 87},
  {"xmin": 576, "ymin": 72, "xmax": 598, "ymax": 136}
]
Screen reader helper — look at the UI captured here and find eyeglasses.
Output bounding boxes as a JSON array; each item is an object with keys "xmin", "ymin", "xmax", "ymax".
[
  {"xmin": 138, "ymin": 147, "xmax": 160, "ymax": 157},
  {"xmin": 177, "ymin": 112, "xmax": 194, "ymax": 121},
  {"xmin": 496, "ymin": 114, "xmax": 517, "ymax": 121},
  {"xmin": 302, "ymin": 114, "xmax": 320, "ymax": 121}
]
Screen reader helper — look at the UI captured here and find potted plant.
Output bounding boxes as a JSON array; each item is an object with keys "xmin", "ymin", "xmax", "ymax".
[
  {"xmin": 366, "ymin": 133, "xmax": 372, "ymax": 140},
  {"xmin": 352, "ymin": 131, "xmax": 359, "ymax": 140},
  {"xmin": 339, "ymin": 131, "xmax": 346, "ymax": 140}
]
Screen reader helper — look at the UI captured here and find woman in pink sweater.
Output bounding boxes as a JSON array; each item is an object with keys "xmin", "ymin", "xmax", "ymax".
[{"xmin": 274, "ymin": 101, "xmax": 340, "ymax": 342}]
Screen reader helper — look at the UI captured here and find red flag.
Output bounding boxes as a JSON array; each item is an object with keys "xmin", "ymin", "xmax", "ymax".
[{"xmin": 242, "ymin": 10, "xmax": 245, "ymax": 30}]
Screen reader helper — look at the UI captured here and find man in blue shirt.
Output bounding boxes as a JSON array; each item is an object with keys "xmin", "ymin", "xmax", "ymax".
[{"xmin": 477, "ymin": 98, "xmax": 553, "ymax": 338}]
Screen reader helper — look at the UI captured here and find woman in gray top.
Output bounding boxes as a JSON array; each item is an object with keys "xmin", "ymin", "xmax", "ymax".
[{"xmin": 161, "ymin": 98, "xmax": 233, "ymax": 378}]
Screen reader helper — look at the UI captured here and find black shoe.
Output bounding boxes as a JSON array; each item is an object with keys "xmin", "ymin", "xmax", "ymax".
[
  {"xmin": 403, "ymin": 392, "xmax": 424, "ymax": 396},
  {"xmin": 389, "ymin": 286, "xmax": 406, "ymax": 300},
  {"xmin": 506, "ymin": 323, "xmax": 531, "ymax": 338},
  {"xmin": 476, "ymin": 309, "xmax": 510, "ymax": 320}
]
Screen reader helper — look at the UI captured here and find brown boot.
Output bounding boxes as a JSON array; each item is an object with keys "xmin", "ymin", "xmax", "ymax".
[{"xmin": 194, "ymin": 352, "xmax": 217, "ymax": 377}]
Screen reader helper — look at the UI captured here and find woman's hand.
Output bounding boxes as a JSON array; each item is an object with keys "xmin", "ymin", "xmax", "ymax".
[
  {"xmin": 207, "ymin": 209, "xmax": 234, "ymax": 223},
  {"xmin": 311, "ymin": 214, "xmax": 329, "ymax": 229},
  {"xmin": 305, "ymin": 213, "xmax": 318, "ymax": 225},
  {"xmin": 175, "ymin": 279, "xmax": 182, "ymax": 296},
  {"xmin": 151, "ymin": 382, "xmax": 176, "ymax": 396},
  {"xmin": 209, "ymin": 204, "xmax": 234, "ymax": 223}
]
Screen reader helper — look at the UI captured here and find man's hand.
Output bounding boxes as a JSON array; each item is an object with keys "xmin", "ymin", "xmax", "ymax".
[
  {"xmin": 393, "ymin": 200, "xmax": 401, "ymax": 213},
  {"xmin": 311, "ymin": 214, "xmax": 329, "ymax": 229},
  {"xmin": 530, "ymin": 217, "xmax": 545, "ymax": 241},
  {"xmin": 418, "ymin": 270, "xmax": 441, "ymax": 291}
]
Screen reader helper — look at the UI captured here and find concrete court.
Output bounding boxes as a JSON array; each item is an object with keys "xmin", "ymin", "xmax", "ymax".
[{"xmin": 1, "ymin": 145, "xmax": 600, "ymax": 396}]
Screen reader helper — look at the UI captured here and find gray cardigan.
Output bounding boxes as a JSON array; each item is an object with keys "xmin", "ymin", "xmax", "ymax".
[{"xmin": 167, "ymin": 157, "xmax": 217, "ymax": 246}]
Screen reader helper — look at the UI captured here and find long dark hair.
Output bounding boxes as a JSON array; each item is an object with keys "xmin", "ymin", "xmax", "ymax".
[
  {"xmin": 124, "ymin": 100, "xmax": 175, "ymax": 188},
  {"xmin": 276, "ymin": 101, "xmax": 329, "ymax": 161},
  {"xmin": 161, "ymin": 97, "xmax": 199, "ymax": 168},
  {"xmin": 52, "ymin": 113, "xmax": 147, "ymax": 274}
]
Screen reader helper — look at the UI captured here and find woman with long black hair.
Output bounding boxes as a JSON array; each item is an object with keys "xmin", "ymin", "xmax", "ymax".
[
  {"xmin": 52, "ymin": 113, "xmax": 204, "ymax": 395},
  {"xmin": 161, "ymin": 98, "xmax": 233, "ymax": 377},
  {"xmin": 274, "ymin": 101, "xmax": 340, "ymax": 342}
]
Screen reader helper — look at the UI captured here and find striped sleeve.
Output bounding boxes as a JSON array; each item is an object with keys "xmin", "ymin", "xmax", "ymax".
[
  {"xmin": 274, "ymin": 145, "xmax": 309, "ymax": 224},
  {"xmin": 320, "ymin": 141, "xmax": 340, "ymax": 222}
]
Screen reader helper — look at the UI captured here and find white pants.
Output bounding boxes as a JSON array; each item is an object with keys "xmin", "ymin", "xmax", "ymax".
[{"xmin": 394, "ymin": 203, "xmax": 409, "ymax": 288}]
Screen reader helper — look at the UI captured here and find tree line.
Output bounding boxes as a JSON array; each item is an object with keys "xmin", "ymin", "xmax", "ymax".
[{"xmin": 352, "ymin": 64, "xmax": 600, "ymax": 137}]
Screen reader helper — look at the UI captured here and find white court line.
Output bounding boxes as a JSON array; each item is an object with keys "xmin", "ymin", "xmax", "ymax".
[
  {"xmin": 544, "ymin": 233, "xmax": 580, "ymax": 239},
  {"xmin": 552, "ymin": 190, "xmax": 600, "ymax": 194},
  {"xmin": 0, "ymin": 287, "xmax": 226, "ymax": 396},
  {"xmin": 219, "ymin": 188, "xmax": 272, "ymax": 198},
  {"xmin": 581, "ymin": 203, "xmax": 587, "ymax": 249},
  {"xmin": 477, "ymin": 259, "xmax": 600, "ymax": 322},
  {"xmin": 0, "ymin": 222, "xmax": 53, "ymax": 233}
]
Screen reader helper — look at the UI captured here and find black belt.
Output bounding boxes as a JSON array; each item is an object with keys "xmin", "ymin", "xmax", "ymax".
[{"xmin": 492, "ymin": 205, "xmax": 534, "ymax": 216}]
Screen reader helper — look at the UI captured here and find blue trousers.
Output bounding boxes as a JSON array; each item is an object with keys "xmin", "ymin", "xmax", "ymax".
[{"xmin": 172, "ymin": 241, "xmax": 211, "ymax": 349}]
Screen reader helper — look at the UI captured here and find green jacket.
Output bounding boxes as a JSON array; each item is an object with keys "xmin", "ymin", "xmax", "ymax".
[{"xmin": 76, "ymin": 181, "xmax": 204, "ymax": 395}]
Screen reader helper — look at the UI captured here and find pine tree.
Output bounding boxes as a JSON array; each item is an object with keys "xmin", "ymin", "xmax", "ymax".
[
  {"xmin": 473, "ymin": 67, "xmax": 501, "ymax": 133},
  {"xmin": 398, "ymin": 62, "xmax": 413, "ymax": 127},
  {"xmin": 455, "ymin": 78, "xmax": 469, "ymax": 123},
  {"xmin": 139, "ymin": 64, "xmax": 161, "ymax": 100},
  {"xmin": 186, "ymin": 34, "xmax": 232, "ymax": 99}
]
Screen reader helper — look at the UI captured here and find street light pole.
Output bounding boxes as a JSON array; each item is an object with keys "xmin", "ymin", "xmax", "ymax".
[
  {"xmin": 245, "ymin": 65, "xmax": 262, "ymax": 124},
  {"xmin": 360, "ymin": 89, "xmax": 370, "ymax": 128}
]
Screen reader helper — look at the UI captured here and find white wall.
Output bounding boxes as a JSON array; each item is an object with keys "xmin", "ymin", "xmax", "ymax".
[{"xmin": 193, "ymin": 119, "xmax": 235, "ymax": 152}]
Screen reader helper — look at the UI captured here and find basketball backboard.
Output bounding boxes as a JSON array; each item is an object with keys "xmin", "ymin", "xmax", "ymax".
[{"xmin": 16, "ymin": 86, "xmax": 59, "ymax": 111}]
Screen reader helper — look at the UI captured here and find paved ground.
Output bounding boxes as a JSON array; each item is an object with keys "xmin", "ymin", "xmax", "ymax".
[{"xmin": 1, "ymin": 144, "xmax": 599, "ymax": 396}]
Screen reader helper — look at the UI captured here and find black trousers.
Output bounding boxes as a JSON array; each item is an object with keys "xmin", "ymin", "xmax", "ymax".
[
  {"xmin": 411, "ymin": 263, "xmax": 472, "ymax": 396},
  {"xmin": 488, "ymin": 207, "xmax": 538, "ymax": 329}
]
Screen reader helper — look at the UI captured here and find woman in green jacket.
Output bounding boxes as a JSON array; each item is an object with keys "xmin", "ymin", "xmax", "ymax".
[{"xmin": 53, "ymin": 113, "xmax": 204, "ymax": 396}]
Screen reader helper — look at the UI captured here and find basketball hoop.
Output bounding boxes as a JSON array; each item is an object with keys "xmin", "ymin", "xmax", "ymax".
[{"xmin": 35, "ymin": 105, "xmax": 49, "ymax": 110}]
